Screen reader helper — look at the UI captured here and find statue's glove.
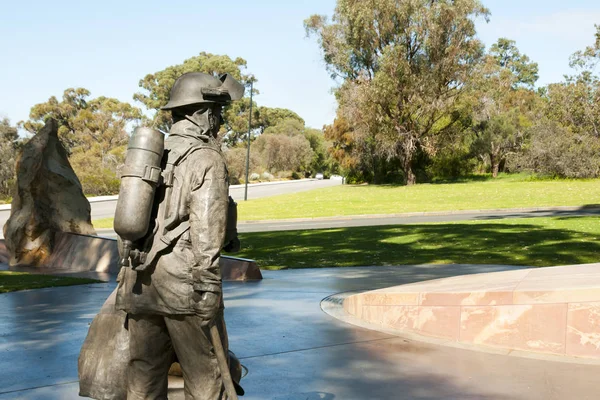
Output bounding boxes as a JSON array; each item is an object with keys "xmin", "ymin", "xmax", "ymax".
[
  {"xmin": 223, "ymin": 236, "xmax": 241, "ymax": 253},
  {"xmin": 192, "ymin": 289, "xmax": 220, "ymax": 325}
]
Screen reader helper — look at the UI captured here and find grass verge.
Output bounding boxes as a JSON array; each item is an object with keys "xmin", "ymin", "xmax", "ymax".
[
  {"xmin": 231, "ymin": 216, "xmax": 600, "ymax": 270},
  {"xmin": 92, "ymin": 175, "xmax": 600, "ymax": 227},
  {"xmin": 93, "ymin": 218, "xmax": 114, "ymax": 229},
  {"xmin": 0, "ymin": 271, "xmax": 103, "ymax": 293},
  {"xmin": 237, "ymin": 174, "xmax": 600, "ymax": 220}
]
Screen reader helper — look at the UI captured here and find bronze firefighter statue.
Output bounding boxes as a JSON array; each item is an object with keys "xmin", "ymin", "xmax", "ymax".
[{"xmin": 78, "ymin": 72, "xmax": 245, "ymax": 400}]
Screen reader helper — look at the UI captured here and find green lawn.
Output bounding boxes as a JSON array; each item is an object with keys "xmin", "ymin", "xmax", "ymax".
[
  {"xmin": 230, "ymin": 216, "xmax": 600, "ymax": 270},
  {"xmin": 0, "ymin": 271, "xmax": 103, "ymax": 293},
  {"xmin": 236, "ymin": 174, "xmax": 600, "ymax": 221},
  {"xmin": 92, "ymin": 174, "xmax": 600, "ymax": 228},
  {"xmin": 94, "ymin": 217, "xmax": 115, "ymax": 229}
]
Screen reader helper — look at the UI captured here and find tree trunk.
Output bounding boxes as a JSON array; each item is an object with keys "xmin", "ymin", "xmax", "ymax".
[
  {"xmin": 490, "ymin": 153, "xmax": 500, "ymax": 178},
  {"xmin": 370, "ymin": 150, "xmax": 378, "ymax": 184},
  {"xmin": 404, "ymin": 160, "xmax": 416, "ymax": 185},
  {"xmin": 403, "ymin": 135, "xmax": 417, "ymax": 186}
]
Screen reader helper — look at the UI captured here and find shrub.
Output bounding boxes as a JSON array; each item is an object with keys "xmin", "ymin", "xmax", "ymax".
[
  {"xmin": 224, "ymin": 147, "xmax": 260, "ymax": 184},
  {"xmin": 261, "ymin": 172, "xmax": 274, "ymax": 181},
  {"xmin": 427, "ymin": 151, "xmax": 478, "ymax": 180},
  {"xmin": 79, "ymin": 169, "xmax": 121, "ymax": 197},
  {"xmin": 276, "ymin": 170, "xmax": 293, "ymax": 179},
  {"xmin": 509, "ymin": 122, "xmax": 600, "ymax": 178},
  {"xmin": 0, "ymin": 141, "xmax": 16, "ymax": 199},
  {"xmin": 252, "ymin": 134, "xmax": 314, "ymax": 173}
]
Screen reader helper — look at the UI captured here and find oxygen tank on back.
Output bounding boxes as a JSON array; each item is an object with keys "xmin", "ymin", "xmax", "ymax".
[{"xmin": 114, "ymin": 127, "xmax": 164, "ymax": 267}]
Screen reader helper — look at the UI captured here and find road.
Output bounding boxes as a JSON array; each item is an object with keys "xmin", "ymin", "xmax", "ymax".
[
  {"xmin": 3, "ymin": 176, "xmax": 599, "ymax": 240},
  {"xmin": 84, "ymin": 178, "xmax": 341, "ymax": 220},
  {"xmin": 0, "ymin": 179, "xmax": 341, "ymax": 238}
]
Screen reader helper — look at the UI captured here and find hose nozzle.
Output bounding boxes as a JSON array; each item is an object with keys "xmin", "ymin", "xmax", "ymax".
[{"xmin": 120, "ymin": 240, "xmax": 133, "ymax": 268}]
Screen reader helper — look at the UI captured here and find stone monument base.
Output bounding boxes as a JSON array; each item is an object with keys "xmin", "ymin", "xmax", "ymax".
[{"xmin": 345, "ymin": 263, "xmax": 600, "ymax": 360}]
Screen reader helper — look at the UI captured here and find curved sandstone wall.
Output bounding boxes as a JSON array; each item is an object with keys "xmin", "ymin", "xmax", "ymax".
[{"xmin": 344, "ymin": 264, "xmax": 600, "ymax": 359}]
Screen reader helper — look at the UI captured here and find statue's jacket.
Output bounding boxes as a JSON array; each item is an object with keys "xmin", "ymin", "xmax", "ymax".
[{"xmin": 115, "ymin": 120, "xmax": 228, "ymax": 316}]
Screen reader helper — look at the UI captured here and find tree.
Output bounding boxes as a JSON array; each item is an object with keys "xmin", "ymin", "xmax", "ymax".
[
  {"xmin": 545, "ymin": 25, "xmax": 600, "ymax": 137},
  {"xmin": 305, "ymin": 0, "xmax": 489, "ymax": 185},
  {"xmin": 134, "ymin": 52, "xmax": 255, "ymax": 137},
  {"xmin": 220, "ymin": 94, "xmax": 261, "ymax": 146},
  {"xmin": 253, "ymin": 133, "xmax": 314, "ymax": 173},
  {"xmin": 20, "ymin": 89, "xmax": 142, "ymax": 154},
  {"xmin": 471, "ymin": 110, "xmax": 532, "ymax": 177},
  {"xmin": 324, "ymin": 115, "xmax": 385, "ymax": 182},
  {"xmin": 262, "ymin": 118, "xmax": 305, "ymax": 136},
  {"xmin": 249, "ymin": 118, "xmax": 314, "ymax": 174},
  {"xmin": 303, "ymin": 127, "xmax": 334, "ymax": 175},
  {"xmin": 259, "ymin": 117, "xmax": 337, "ymax": 176},
  {"xmin": 0, "ymin": 118, "xmax": 19, "ymax": 198},
  {"xmin": 0, "ymin": 117, "xmax": 18, "ymax": 143},
  {"xmin": 220, "ymin": 105, "xmax": 305, "ymax": 147},
  {"xmin": 75, "ymin": 96, "xmax": 143, "ymax": 166},
  {"xmin": 257, "ymin": 107, "xmax": 304, "ymax": 133},
  {"xmin": 20, "ymin": 89, "xmax": 143, "ymax": 195},
  {"xmin": 511, "ymin": 26, "xmax": 600, "ymax": 179},
  {"xmin": 223, "ymin": 147, "xmax": 261, "ymax": 184},
  {"xmin": 489, "ymin": 38, "xmax": 539, "ymax": 88},
  {"xmin": 20, "ymin": 88, "xmax": 91, "ymax": 152},
  {"xmin": 134, "ymin": 53, "xmax": 313, "ymax": 150},
  {"xmin": 506, "ymin": 26, "xmax": 600, "ymax": 179},
  {"xmin": 510, "ymin": 120, "xmax": 600, "ymax": 178},
  {"xmin": 469, "ymin": 39, "xmax": 539, "ymax": 177}
]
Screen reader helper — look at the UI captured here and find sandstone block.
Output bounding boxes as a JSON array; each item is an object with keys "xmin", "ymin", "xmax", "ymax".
[{"xmin": 3, "ymin": 119, "xmax": 96, "ymax": 267}]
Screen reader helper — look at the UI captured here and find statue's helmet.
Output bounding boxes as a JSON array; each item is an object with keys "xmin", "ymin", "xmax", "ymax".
[{"xmin": 161, "ymin": 72, "xmax": 245, "ymax": 110}]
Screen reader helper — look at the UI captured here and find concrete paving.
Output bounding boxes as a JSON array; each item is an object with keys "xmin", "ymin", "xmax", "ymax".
[{"xmin": 1, "ymin": 264, "xmax": 600, "ymax": 399}]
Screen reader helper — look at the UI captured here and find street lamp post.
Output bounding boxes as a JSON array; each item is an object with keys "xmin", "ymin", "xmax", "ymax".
[{"xmin": 244, "ymin": 80, "xmax": 254, "ymax": 201}]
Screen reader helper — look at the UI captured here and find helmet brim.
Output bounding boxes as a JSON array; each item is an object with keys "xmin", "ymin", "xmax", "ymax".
[
  {"xmin": 161, "ymin": 97, "xmax": 237, "ymax": 110},
  {"xmin": 161, "ymin": 72, "xmax": 241, "ymax": 110}
]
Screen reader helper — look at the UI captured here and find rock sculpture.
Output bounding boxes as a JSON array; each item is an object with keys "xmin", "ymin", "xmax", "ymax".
[{"xmin": 3, "ymin": 119, "xmax": 96, "ymax": 267}]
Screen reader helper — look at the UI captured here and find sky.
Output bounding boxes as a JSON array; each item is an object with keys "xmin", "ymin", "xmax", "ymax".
[{"xmin": 1, "ymin": 0, "xmax": 599, "ymax": 131}]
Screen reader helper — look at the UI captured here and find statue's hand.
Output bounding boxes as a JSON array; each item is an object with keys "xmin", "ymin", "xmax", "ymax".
[
  {"xmin": 192, "ymin": 291, "xmax": 220, "ymax": 324},
  {"xmin": 223, "ymin": 237, "xmax": 241, "ymax": 253}
]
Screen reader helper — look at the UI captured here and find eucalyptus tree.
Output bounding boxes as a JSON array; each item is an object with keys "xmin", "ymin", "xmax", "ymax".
[
  {"xmin": 20, "ymin": 89, "xmax": 143, "ymax": 195},
  {"xmin": 470, "ymin": 39, "xmax": 540, "ymax": 177},
  {"xmin": 0, "ymin": 118, "xmax": 19, "ymax": 198},
  {"xmin": 306, "ymin": 0, "xmax": 489, "ymax": 184},
  {"xmin": 134, "ymin": 52, "xmax": 259, "ymax": 143}
]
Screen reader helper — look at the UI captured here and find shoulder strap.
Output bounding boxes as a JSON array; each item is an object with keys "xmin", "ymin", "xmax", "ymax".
[
  {"xmin": 133, "ymin": 142, "xmax": 224, "ymax": 271},
  {"xmin": 162, "ymin": 142, "xmax": 222, "ymax": 185},
  {"xmin": 135, "ymin": 220, "xmax": 190, "ymax": 270}
]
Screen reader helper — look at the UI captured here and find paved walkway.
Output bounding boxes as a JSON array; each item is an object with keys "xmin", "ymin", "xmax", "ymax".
[{"xmin": 1, "ymin": 265, "xmax": 599, "ymax": 399}]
